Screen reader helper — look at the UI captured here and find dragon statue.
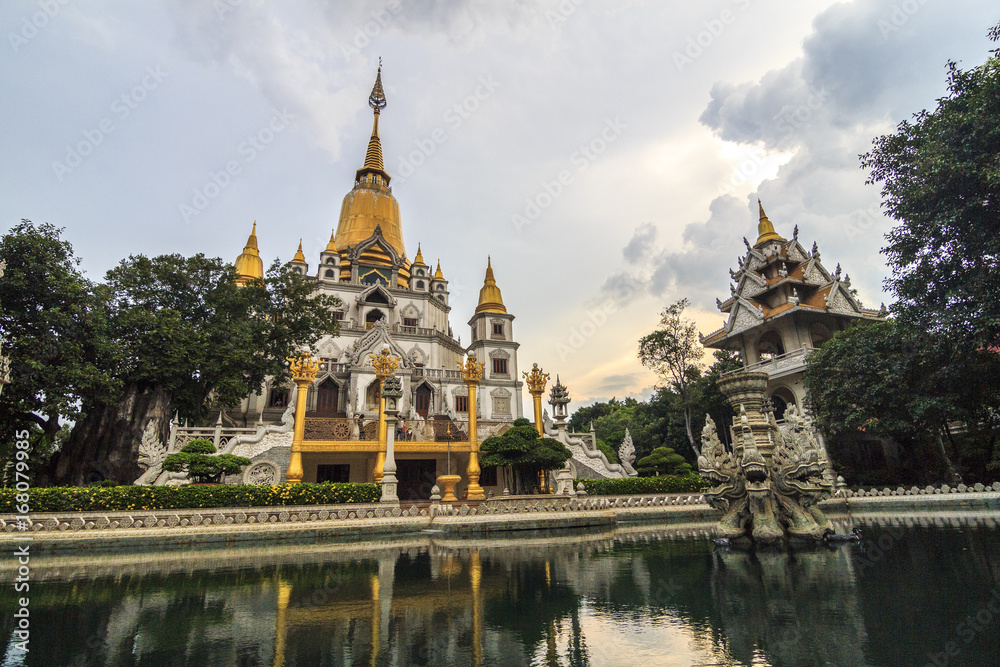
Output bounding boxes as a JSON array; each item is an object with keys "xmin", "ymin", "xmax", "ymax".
[{"xmin": 698, "ymin": 372, "xmax": 834, "ymax": 545}]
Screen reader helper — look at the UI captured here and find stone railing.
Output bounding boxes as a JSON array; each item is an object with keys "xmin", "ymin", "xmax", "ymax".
[
  {"xmin": 723, "ymin": 347, "xmax": 812, "ymax": 378},
  {"xmin": 840, "ymin": 481, "xmax": 1000, "ymax": 498},
  {"xmin": 170, "ymin": 420, "xmax": 258, "ymax": 453},
  {"xmin": 302, "ymin": 417, "xmax": 510, "ymax": 442},
  {"xmin": 411, "ymin": 367, "xmax": 463, "ymax": 380}
]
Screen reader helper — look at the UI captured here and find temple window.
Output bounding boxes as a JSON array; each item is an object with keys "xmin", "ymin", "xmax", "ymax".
[
  {"xmin": 455, "ymin": 395, "xmax": 469, "ymax": 413},
  {"xmin": 403, "ymin": 317, "xmax": 418, "ymax": 328},
  {"xmin": 269, "ymin": 387, "xmax": 289, "ymax": 407},
  {"xmin": 492, "ymin": 358, "xmax": 509, "ymax": 376}
]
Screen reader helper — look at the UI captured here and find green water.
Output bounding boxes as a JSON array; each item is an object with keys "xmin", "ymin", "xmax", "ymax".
[{"xmin": 2, "ymin": 515, "xmax": 999, "ymax": 666}]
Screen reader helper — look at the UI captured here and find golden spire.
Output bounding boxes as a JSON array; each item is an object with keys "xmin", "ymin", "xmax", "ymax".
[
  {"xmin": 475, "ymin": 256, "xmax": 507, "ymax": 314},
  {"xmin": 434, "ymin": 260, "xmax": 444, "ymax": 280},
  {"xmin": 324, "ymin": 230, "xmax": 338, "ymax": 254},
  {"xmin": 754, "ymin": 199, "xmax": 786, "ymax": 247},
  {"xmin": 235, "ymin": 221, "xmax": 264, "ymax": 285},
  {"xmin": 291, "ymin": 239, "xmax": 306, "ymax": 264},
  {"xmin": 413, "ymin": 243, "xmax": 424, "ymax": 265},
  {"xmin": 361, "ymin": 59, "xmax": 388, "ymax": 176}
]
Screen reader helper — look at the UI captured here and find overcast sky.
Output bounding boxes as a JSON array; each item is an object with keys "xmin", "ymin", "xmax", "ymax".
[{"xmin": 2, "ymin": 0, "xmax": 997, "ymax": 412}]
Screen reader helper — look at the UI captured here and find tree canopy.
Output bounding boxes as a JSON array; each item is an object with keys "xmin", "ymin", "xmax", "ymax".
[
  {"xmin": 480, "ymin": 418, "xmax": 571, "ymax": 495},
  {"xmin": 638, "ymin": 299, "xmax": 706, "ymax": 456},
  {"xmin": 0, "ymin": 222, "xmax": 341, "ymax": 485},
  {"xmin": 861, "ymin": 24, "xmax": 1000, "ymax": 348},
  {"xmin": 636, "ymin": 447, "xmax": 692, "ymax": 477}
]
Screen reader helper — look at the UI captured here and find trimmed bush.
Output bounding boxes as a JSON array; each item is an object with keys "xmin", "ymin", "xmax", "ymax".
[
  {"xmin": 575, "ymin": 473, "xmax": 708, "ymax": 496},
  {"xmin": 0, "ymin": 482, "xmax": 380, "ymax": 513},
  {"xmin": 162, "ymin": 438, "xmax": 252, "ymax": 483}
]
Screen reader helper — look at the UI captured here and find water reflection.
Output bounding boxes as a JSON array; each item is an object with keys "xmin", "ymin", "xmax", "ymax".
[{"xmin": 2, "ymin": 514, "xmax": 999, "ymax": 666}]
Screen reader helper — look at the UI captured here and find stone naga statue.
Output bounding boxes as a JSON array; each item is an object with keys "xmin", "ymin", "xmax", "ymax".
[{"xmin": 698, "ymin": 397, "xmax": 833, "ymax": 545}]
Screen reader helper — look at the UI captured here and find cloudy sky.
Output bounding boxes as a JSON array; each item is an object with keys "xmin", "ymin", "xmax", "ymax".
[{"xmin": 2, "ymin": 0, "xmax": 997, "ymax": 411}]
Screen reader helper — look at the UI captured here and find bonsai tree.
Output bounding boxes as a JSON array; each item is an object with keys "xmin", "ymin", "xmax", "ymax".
[
  {"xmin": 636, "ymin": 446, "xmax": 693, "ymax": 477},
  {"xmin": 161, "ymin": 438, "xmax": 252, "ymax": 484},
  {"xmin": 480, "ymin": 418, "xmax": 572, "ymax": 495}
]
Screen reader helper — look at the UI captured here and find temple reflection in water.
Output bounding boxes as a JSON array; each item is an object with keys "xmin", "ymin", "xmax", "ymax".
[{"xmin": 4, "ymin": 515, "xmax": 1000, "ymax": 666}]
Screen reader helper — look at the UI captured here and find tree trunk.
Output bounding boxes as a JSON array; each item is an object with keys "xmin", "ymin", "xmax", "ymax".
[
  {"xmin": 935, "ymin": 429, "xmax": 962, "ymax": 485},
  {"xmin": 39, "ymin": 384, "xmax": 172, "ymax": 486},
  {"xmin": 682, "ymin": 400, "xmax": 701, "ymax": 459}
]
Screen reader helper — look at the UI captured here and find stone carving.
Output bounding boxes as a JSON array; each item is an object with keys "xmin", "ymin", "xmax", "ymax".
[
  {"xmin": 245, "ymin": 462, "xmax": 278, "ymax": 486},
  {"xmin": 134, "ymin": 421, "xmax": 167, "ymax": 486},
  {"xmin": 618, "ymin": 429, "xmax": 635, "ymax": 467},
  {"xmin": 698, "ymin": 371, "xmax": 833, "ymax": 545}
]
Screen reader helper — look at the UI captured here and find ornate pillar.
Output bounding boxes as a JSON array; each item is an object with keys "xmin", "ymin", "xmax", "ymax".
[
  {"xmin": 0, "ymin": 260, "xmax": 10, "ymax": 398},
  {"xmin": 286, "ymin": 349, "xmax": 319, "ymax": 484},
  {"xmin": 523, "ymin": 363, "xmax": 550, "ymax": 436},
  {"xmin": 370, "ymin": 346, "xmax": 400, "ymax": 484},
  {"xmin": 380, "ymin": 374, "xmax": 402, "ymax": 503},
  {"xmin": 460, "ymin": 353, "xmax": 486, "ymax": 500}
]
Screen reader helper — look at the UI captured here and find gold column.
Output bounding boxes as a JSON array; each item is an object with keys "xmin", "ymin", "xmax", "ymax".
[
  {"xmin": 273, "ymin": 576, "xmax": 291, "ymax": 667},
  {"xmin": 523, "ymin": 363, "xmax": 550, "ymax": 436},
  {"xmin": 369, "ymin": 347, "xmax": 400, "ymax": 484},
  {"xmin": 460, "ymin": 354, "xmax": 486, "ymax": 500},
  {"xmin": 286, "ymin": 350, "xmax": 319, "ymax": 484},
  {"xmin": 470, "ymin": 549, "xmax": 483, "ymax": 667}
]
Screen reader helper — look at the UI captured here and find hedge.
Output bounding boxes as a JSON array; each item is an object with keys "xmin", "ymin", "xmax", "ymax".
[
  {"xmin": 575, "ymin": 473, "xmax": 709, "ymax": 496},
  {"xmin": 0, "ymin": 482, "xmax": 380, "ymax": 513}
]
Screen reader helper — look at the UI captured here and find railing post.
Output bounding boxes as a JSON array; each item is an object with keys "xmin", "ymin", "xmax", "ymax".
[{"xmin": 213, "ymin": 411, "xmax": 223, "ymax": 450}]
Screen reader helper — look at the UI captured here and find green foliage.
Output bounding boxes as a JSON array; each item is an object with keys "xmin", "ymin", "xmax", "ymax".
[
  {"xmin": 0, "ymin": 482, "xmax": 379, "ymax": 513},
  {"xmin": 861, "ymin": 25, "xmax": 1000, "ymax": 348},
  {"xmin": 805, "ymin": 319, "xmax": 1000, "ymax": 483},
  {"xmin": 0, "ymin": 221, "xmax": 118, "ymax": 464},
  {"xmin": 575, "ymin": 474, "xmax": 708, "ymax": 496},
  {"xmin": 636, "ymin": 447, "xmax": 693, "ymax": 477},
  {"xmin": 481, "ymin": 417, "xmax": 571, "ymax": 494},
  {"xmin": 638, "ymin": 298, "xmax": 704, "ymax": 453},
  {"xmin": 179, "ymin": 438, "xmax": 216, "ymax": 454}
]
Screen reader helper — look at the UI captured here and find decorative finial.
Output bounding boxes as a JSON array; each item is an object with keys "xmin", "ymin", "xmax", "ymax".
[
  {"xmin": 369, "ymin": 59, "xmax": 386, "ymax": 112},
  {"xmin": 743, "ymin": 237, "xmax": 751, "ymax": 251},
  {"xmin": 792, "ymin": 224, "xmax": 799, "ymax": 240}
]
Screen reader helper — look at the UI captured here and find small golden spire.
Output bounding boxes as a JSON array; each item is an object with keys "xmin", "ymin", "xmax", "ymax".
[
  {"xmin": 235, "ymin": 221, "xmax": 264, "ymax": 285},
  {"xmin": 476, "ymin": 256, "xmax": 507, "ymax": 314},
  {"xmin": 434, "ymin": 260, "xmax": 444, "ymax": 280},
  {"xmin": 324, "ymin": 230, "xmax": 338, "ymax": 254},
  {"xmin": 754, "ymin": 199, "xmax": 785, "ymax": 248},
  {"xmin": 362, "ymin": 60, "xmax": 387, "ymax": 174},
  {"xmin": 291, "ymin": 239, "xmax": 306, "ymax": 264},
  {"xmin": 413, "ymin": 243, "xmax": 425, "ymax": 265}
]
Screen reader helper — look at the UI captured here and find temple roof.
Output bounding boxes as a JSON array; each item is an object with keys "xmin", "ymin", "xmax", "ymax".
[{"xmin": 234, "ymin": 221, "xmax": 264, "ymax": 285}]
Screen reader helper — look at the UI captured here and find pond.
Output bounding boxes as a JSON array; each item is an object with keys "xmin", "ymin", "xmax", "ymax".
[{"xmin": 3, "ymin": 513, "xmax": 999, "ymax": 666}]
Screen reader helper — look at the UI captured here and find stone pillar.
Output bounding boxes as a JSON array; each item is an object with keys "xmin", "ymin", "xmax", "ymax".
[
  {"xmin": 523, "ymin": 363, "xmax": 550, "ymax": 436},
  {"xmin": 380, "ymin": 374, "xmax": 402, "ymax": 504},
  {"xmin": 461, "ymin": 354, "xmax": 486, "ymax": 500},
  {"xmin": 285, "ymin": 350, "xmax": 319, "ymax": 484}
]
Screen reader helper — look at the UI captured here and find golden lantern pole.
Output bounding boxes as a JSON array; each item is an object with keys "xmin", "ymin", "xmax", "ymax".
[
  {"xmin": 523, "ymin": 363, "xmax": 550, "ymax": 436},
  {"xmin": 285, "ymin": 349, "xmax": 319, "ymax": 484},
  {"xmin": 460, "ymin": 353, "xmax": 486, "ymax": 500},
  {"xmin": 369, "ymin": 346, "xmax": 400, "ymax": 484}
]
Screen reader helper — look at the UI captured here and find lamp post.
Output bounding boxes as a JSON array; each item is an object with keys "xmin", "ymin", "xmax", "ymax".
[
  {"xmin": 369, "ymin": 345, "xmax": 400, "ymax": 484},
  {"xmin": 460, "ymin": 352, "xmax": 486, "ymax": 500},
  {"xmin": 523, "ymin": 363, "xmax": 550, "ymax": 436},
  {"xmin": 380, "ymin": 373, "xmax": 402, "ymax": 504},
  {"xmin": 286, "ymin": 349, "xmax": 319, "ymax": 484}
]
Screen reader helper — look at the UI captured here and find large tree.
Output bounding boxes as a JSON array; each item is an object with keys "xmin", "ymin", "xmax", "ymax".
[
  {"xmin": 0, "ymin": 222, "xmax": 118, "ymax": 474},
  {"xmin": 861, "ymin": 23, "xmax": 1000, "ymax": 348},
  {"xmin": 10, "ymin": 241, "xmax": 343, "ymax": 485},
  {"xmin": 638, "ymin": 299, "xmax": 704, "ymax": 456},
  {"xmin": 804, "ymin": 319, "xmax": 999, "ymax": 484}
]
